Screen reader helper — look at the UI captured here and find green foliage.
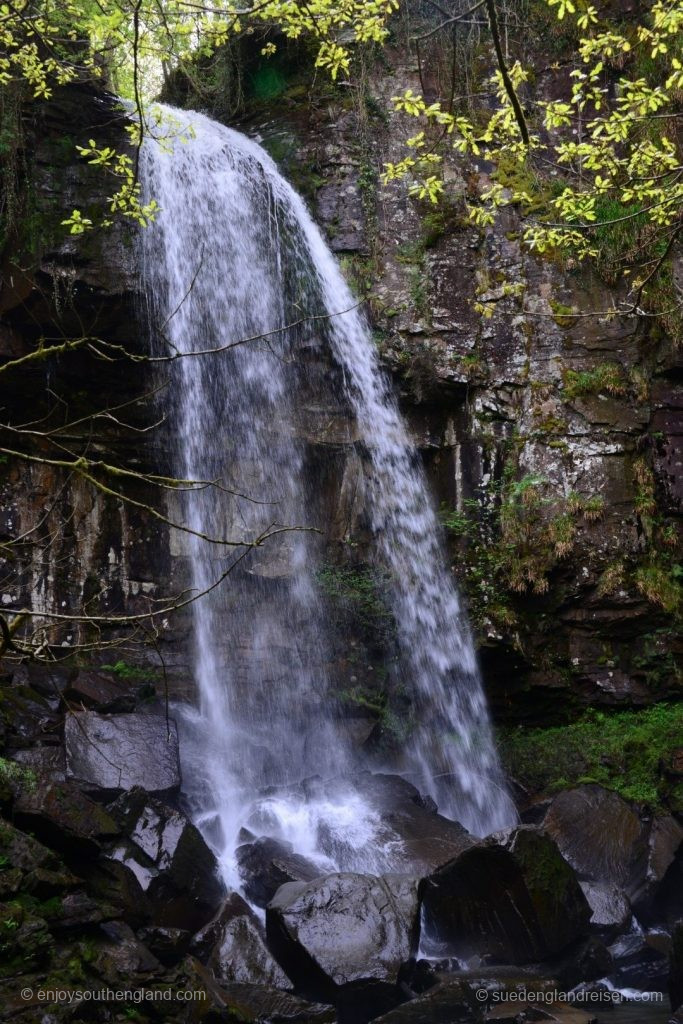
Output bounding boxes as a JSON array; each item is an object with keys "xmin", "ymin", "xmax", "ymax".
[
  {"xmin": 562, "ymin": 362, "xmax": 627, "ymax": 399},
  {"xmin": 440, "ymin": 461, "xmax": 610, "ymax": 631},
  {"xmin": 0, "ymin": 757, "xmax": 36, "ymax": 793},
  {"xmin": 100, "ymin": 660, "xmax": 159, "ymax": 683},
  {"xmin": 499, "ymin": 703, "xmax": 683, "ymax": 807},
  {"xmin": 635, "ymin": 563, "xmax": 683, "ymax": 615},
  {"xmin": 383, "ymin": 0, "xmax": 683, "ymax": 332}
]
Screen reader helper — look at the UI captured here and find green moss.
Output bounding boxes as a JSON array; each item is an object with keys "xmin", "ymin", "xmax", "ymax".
[
  {"xmin": 549, "ymin": 300, "xmax": 577, "ymax": 328},
  {"xmin": 99, "ymin": 660, "xmax": 159, "ymax": 683},
  {"xmin": 499, "ymin": 703, "xmax": 683, "ymax": 808}
]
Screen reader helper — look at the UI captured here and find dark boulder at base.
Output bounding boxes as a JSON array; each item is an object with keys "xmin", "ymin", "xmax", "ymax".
[
  {"xmin": 79, "ymin": 854, "xmax": 152, "ymax": 928},
  {"xmin": 608, "ymin": 929, "xmax": 671, "ymax": 992},
  {"xmin": 266, "ymin": 872, "xmax": 420, "ymax": 1005},
  {"xmin": 671, "ymin": 920, "xmax": 683, "ymax": 1013},
  {"xmin": 543, "ymin": 785, "xmax": 645, "ymax": 886},
  {"xmin": 95, "ymin": 920, "xmax": 161, "ymax": 978},
  {"xmin": 636, "ymin": 815, "xmax": 683, "ymax": 919},
  {"xmin": 188, "ymin": 961, "xmax": 336, "ymax": 1023},
  {"xmin": 551, "ymin": 936, "xmax": 613, "ymax": 989},
  {"xmin": 422, "ymin": 831, "xmax": 590, "ymax": 965},
  {"xmin": 108, "ymin": 788, "xmax": 224, "ymax": 931},
  {"xmin": 542, "ymin": 785, "xmax": 683, "ymax": 918},
  {"xmin": 236, "ymin": 836, "xmax": 322, "ymax": 908},
  {"xmin": 64, "ymin": 710, "xmax": 181, "ymax": 795},
  {"xmin": 13, "ymin": 778, "xmax": 119, "ymax": 855},
  {"xmin": 191, "ymin": 891, "xmax": 290, "ymax": 988},
  {"xmin": 368, "ymin": 979, "xmax": 484, "ymax": 1023}
]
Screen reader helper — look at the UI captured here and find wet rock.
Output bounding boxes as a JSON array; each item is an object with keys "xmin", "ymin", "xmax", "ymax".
[
  {"xmin": 137, "ymin": 925, "xmax": 191, "ymax": 966},
  {"xmin": 192, "ymin": 891, "xmax": 290, "ymax": 988},
  {"xmin": 542, "ymin": 786, "xmax": 682, "ymax": 919},
  {"xmin": 108, "ymin": 788, "xmax": 224, "ymax": 930},
  {"xmin": 266, "ymin": 872, "xmax": 420, "ymax": 1002},
  {"xmin": 580, "ymin": 882, "xmax": 631, "ymax": 939},
  {"xmin": 671, "ymin": 921, "xmax": 683, "ymax": 1013},
  {"xmin": 369, "ymin": 979, "xmax": 483, "ymax": 1023},
  {"xmin": 63, "ymin": 669, "xmax": 138, "ymax": 712},
  {"xmin": 189, "ymin": 961, "xmax": 336, "ymax": 1023},
  {"xmin": 542, "ymin": 786, "xmax": 646, "ymax": 890},
  {"xmin": 608, "ymin": 929, "xmax": 671, "ymax": 991},
  {"xmin": 49, "ymin": 890, "xmax": 114, "ymax": 929},
  {"xmin": 305, "ymin": 772, "xmax": 474, "ymax": 874},
  {"xmin": 496, "ymin": 827, "xmax": 592, "ymax": 956},
  {"xmin": 237, "ymin": 836, "xmax": 322, "ymax": 908},
  {"xmin": 553, "ymin": 936, "xmax": 613, "ymax": 989},
  {"xmin": 64, "ymin": 711, "xmax": 180, "ymax": 795},
  {"xmin": 634, "ymin": 815, "xmax": 683, "ymax": 919},
  {"xmin": 80, "ymin": 855, "xmax": 151, "ymax": 927},
  {"xmin": 422, "ymin": 834, "xmax": 590, "ymax": 965},
  {"xmin": 13, "ymin": 779, "xmax": 119, "ymax": 855},
  {"xmin": 96, "ymin": 920, "xmax": 161, "ymax": 977},
  {"xmin": 0, "ymin": 817, "xmax": 65, "ymax": 874},
  {"xmin": 12, "ymin": 746, "xmax": 66, "ymax": 781}
]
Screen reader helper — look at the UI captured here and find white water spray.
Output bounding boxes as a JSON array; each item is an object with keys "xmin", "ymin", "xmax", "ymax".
[{"xmin": 140, "ymin": 106, "xmax": 515, "ymax": 886}]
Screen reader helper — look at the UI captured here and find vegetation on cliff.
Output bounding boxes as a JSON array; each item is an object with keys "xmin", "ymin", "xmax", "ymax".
[{"xmin": 500, "ymin": 702, "xmax": 683, "ymax": 808}]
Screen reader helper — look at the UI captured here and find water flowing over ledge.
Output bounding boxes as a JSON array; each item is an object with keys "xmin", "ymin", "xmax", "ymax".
[{"xmin": 139, "ymin": 105, "xmax": 516, "ymax": 887}]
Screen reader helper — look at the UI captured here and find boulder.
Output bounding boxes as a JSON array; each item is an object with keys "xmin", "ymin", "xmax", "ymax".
[
  {"xmin": 634, "ymin": 814, "xmax": 683, "ymax": 918},
  {"xmin": 421, "ymin": 833, "xmax": 590, "ymax": 965},
  {"xmin": 108, "ymin": 788, "xmax": 223, "ymax": 930},
  {"xmin": 671, "ymin": 920, "xmax": 683, "ymax": 1013},
  {"xmin": 236, "ymin": 836, "xmax": 322, "ymax": 908},
  {"xmin": 369, "ymin": 979, "xmax": 484, "ymax": 1023},
  {"xmin": 542, "ymin": 786, "xmax": 646, "ymax": 890},
  {"xmin": 80, "ymin": 855, "xmax": 152, "ymax": 928},
  {"xmin": 266, "ymin": 872, "xmax": 420, "ymax": 1003},
  {"xmin": 497, "ymin": 827, "xmax": 592, "ymax": 955},
  {"xmin": 137, "ymin": 925, "xmax": 191, "ymax": 966},
  {"xmin": 95, "ymin": 920, "xmax": 161, "ymax": 978},
  {"xmin": 13, "ymin": 779, "xmax": 119, "ymax": 855},
  {"xmin": 12, "ymin": 746, "xmax": 66, "ymax": 781},
  {"xmin": 552, "ymin": 936, "xmax": 613, "ymax": 989},
  {"xmin": 192, "ymin": 891, "xmax": 290, "ymax": 988},
  {"xmin": 189, "ymin": 961, "xmax": 336, "ymax": 1023},
  {"xmin": 307, "ymin": 773, "xmax": 474, "ymax": 874},
  {"xmin": 608, "ymin": 929, "xmax": 671, "ymax": 991},
  {"xmin": 63, "ymin": 669, "xmax": 138, "ymax": 712},
  {"xmin": 64, "ymin": 711, "xmax": 180, "ymax": 795},
  {"xmin": 579, "ymin": 882, "xmax": 631, "ymax": 939},
  {"xmin": 542, "ymin": 785, "xmax": 683, "ymax": 919},
  {"xmin": 48, "ymin": 890, "xmax": 115, "ymax": 929},
  {"xmin": 0, "ymin": 817, "xmax": 65, "ymax": 874},
  {"xmin": 0, "ymin": 900, "xmax": 52, "ymax": 970}
]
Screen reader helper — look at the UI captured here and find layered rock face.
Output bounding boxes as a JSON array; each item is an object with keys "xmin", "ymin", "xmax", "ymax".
[
  {"xmin": 225, "ymin": 50, "xmax": 682, "ymax": 725},
  {"xmin": 2, "ymin": 51, "xmax": 680, "ymax": 735}
]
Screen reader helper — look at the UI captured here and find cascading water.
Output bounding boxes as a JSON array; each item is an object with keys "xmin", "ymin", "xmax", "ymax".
[{"xmin": 140, "ymin": 106, "xmax": 516, "ymax": 887}]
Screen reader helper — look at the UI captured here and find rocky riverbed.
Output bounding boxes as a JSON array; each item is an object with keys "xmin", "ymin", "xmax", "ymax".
[{"xmin": 0, "ymin": 667, "xmax": 681, "ymax": 1023}]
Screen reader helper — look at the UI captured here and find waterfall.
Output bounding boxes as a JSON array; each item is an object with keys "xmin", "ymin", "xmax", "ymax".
[{"xmin": 140, "ymin": 106, "xmax": 515, "ymax": 885}]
